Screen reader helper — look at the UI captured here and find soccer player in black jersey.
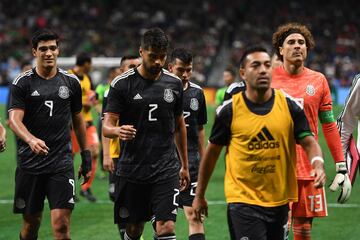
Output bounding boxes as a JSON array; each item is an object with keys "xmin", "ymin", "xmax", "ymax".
[
  {"xmin": 168, "ymin": 48, "xmax": 207, "ymax": 240},
  {"xmin": 103, "ymin": 28, "xmax": 190, "ymax": 240},
  {"xmin": 0, "ymin": 120, "xmax": 5, "ymax": 152},
  {"xmin": 101, "ymin": 55, "xmax": 141, "ymax": 240},
  {"xmin": 8, "ymin": 29, "xmax": 92, "ymax": 240},
  {"xmin": 193, "ymin": 46, "xmax": 326, "ymax": 240}
]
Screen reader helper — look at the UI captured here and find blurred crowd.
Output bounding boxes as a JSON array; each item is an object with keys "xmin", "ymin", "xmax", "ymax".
[{"xmin": 0, "ymin": 0, "xmax": 359, "ymax": 87}]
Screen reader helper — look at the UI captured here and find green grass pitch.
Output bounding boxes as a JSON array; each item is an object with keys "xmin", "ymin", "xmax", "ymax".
[{"xmin": 1, "ymin": 104, "xmax": 360, "ymax": 239}]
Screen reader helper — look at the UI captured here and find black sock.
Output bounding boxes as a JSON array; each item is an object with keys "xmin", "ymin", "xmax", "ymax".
[
  {"xmin": 119, "ymin": 228, "xmax": 125, "ymax": 240},
  {"xmin": 189, "ymin": 233, "xmax": 205, "ymax": 240}
]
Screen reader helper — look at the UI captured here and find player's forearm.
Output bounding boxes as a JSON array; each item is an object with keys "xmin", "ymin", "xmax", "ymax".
[
  {"xmin": 196, "ymin": 143, "xmax": 222, "ymax": 198},
  {"xmin": 9, "ymin": 112, "xmax": 36, "ymax": 144},
  {"xmin": 299, "ymin": 136, "xmax": 323, "ymax": 161},
  {"xmin": 101, "ymin": 127, "xmax": 111, "ymax": 159},
  {"xmin": 322, "ymin": 122, "xmax": 345, "ymax": 163},
  {"xmin": 72, "ymin": 113, "xmax": 88, "ymax": 151},
  {"xmin": 102, "ymin": 114, "xmax": 120, "ymax": 138}
]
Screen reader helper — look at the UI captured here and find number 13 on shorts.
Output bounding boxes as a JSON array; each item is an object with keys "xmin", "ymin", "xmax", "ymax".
[{"xmin": 308, "ymin": 194, "xmax": 323, "ymax": 212}]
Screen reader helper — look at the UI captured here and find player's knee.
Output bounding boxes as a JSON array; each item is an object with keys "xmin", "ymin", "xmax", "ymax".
[
  {"xmin": 156, "ymin": 220, "xmax": 175, "ymax": 236},
  {"xmin": 22, "ymin": 214, "xmax": 42, "ymax": 237},
  {"xmin": 52, "ymin": 216, "xmax": 70, "ymax": 235},
  {"xmin": 126, "ymin": 223, "xmax": 144, "ymax": 238},
  {"xmin": 186, "ymin": 209, "xmax": 203, "ymax": 227}
]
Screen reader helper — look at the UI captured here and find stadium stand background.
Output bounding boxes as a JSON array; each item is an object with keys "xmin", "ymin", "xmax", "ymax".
[{"xmin": 0, "ymin": 0, "xmax": 359, "ymax": 104}]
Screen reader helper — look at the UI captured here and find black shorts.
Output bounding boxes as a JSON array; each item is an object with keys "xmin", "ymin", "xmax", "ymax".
[
  {"xmin": 13, "ymin": 167, "xmax": 75, "ymax": 215},
  {"xmin": 114, "ymin": 175, "xmax": 179, "ymax": 224},
  {"xmin": 108, "ymin": 158, "xmax": 119, "ymax": 202},
  {"xmin": 179, "ymin": 181, "xmax": 197, "ymax": 207},
  {"xmin": 227, "ymin": 203, "xmax": 289, "ymax": 240}
]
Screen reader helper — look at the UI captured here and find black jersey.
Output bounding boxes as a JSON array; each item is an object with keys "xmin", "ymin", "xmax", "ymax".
[
  {"xmin": 9, "ymin": 68, "xmax": 82, "ymax": 174},
  {"xmin": 183, "ymin": 82, "xmax": 207, "ymax": 179},
  {"xmin": 105, "ymin": 68, "xmax": 184, "ymax": 183},
  {"xmin": 223, "ymin": 81, "xmax": 246, "ymax": 102}
]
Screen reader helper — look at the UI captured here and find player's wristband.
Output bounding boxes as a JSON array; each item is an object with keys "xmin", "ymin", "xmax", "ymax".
[{"xmin": 311, "ymin": 156, "xmax": 324, "ymax": 165}]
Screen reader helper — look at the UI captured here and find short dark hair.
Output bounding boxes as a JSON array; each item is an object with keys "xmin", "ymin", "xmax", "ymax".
[
  {"xmin": 107, "ymin": 67, "xmax": 118, "ymax": 77},
  {"xmin": 75, "ymin": 52, "xmax": 91, "ymax": 66},
  {"xmin": 31, "ymin": 28, "xmax": 59, "ymax": 49},
  {"xmin": 141, "ymin": 27, "xmax": 169, "ymax": 51},
  {"xmin": 224, "ymin": 67, "xmax": 236, "ymax": 77},
  {"xmin": 239, "ymin": 46, "xmax": 268, "ymax": 68},
  {"xmin": 169, "ymin": 48, "xmax": 193, "ymax": 65},
  {"xmin": 21, "ymin": 61, "xmax": 32, "ymax": 69},
  {"xmin": 120, "ymin": 55, "xmax": 139, "ymax": 66},
  {"xmin": 272, "ymin": 22, "xmax": 315, "ymax": 61}
]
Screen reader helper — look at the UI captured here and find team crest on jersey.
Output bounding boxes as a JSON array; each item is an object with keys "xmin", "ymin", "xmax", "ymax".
[
  {"xmin": 306, "ymin": 84, "xmax": 315, "ymax": 96},
  {"xmin": 190, "ymin": 98, "xmax": 199, "ymax": 111},
  {"xmin": 164, "ymin": 89, "xmax": 174, "ymax": 103},
  {"xmin": 58, "ymin": 86, "xmax": 70, "ymax": 99}
]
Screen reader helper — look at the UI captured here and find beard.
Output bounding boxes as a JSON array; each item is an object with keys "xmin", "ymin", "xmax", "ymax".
[{"xmin": 143, "ymin": 62, "xmax": 162, "ymax": 76}]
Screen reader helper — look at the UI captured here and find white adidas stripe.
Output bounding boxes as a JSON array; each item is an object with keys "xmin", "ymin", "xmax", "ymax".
[
  {"xmin": 216, "ymin": 99, "xmax": 232, "ymax": 115},
  {"xmin": 59, "ymin": 68, "xmax": 81, "ymax": 84},
  {"xmin": 13, "ymin": 69, "xmax": 33, "ymax": 85},
  {"xmin": 163, "ymin": 69, "xmax": 181, "ymax": 80},
  {"xmin": 189, "ymin": 81, "xmax": 202, "ymax": 90},
  {"xmin": 226, "ymin": 81, "xmax": 245, "ymax": 93},
  {"xmin": 111, "ymin": 69, "xmax": 135, "ymax": 87}
]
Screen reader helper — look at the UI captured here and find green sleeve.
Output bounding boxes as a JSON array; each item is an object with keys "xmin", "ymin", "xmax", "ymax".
[
  {"xmin": 215, "ymin": 87, "xmax": 226, "ymax": 105},
  {"xmin": 319, "ymin": 110, "xmax": 335, "ymax": 123}
]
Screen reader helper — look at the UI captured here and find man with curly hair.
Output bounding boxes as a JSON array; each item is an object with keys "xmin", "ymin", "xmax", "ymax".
[{"xmin": 271, "ymin": 22, "xmax": 351, "ymax": 240}]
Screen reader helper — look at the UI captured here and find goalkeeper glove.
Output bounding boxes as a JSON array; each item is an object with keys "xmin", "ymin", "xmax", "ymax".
[
  {"xmin": 79, "ymin": 150, "xmax": 92, "ymax": 184},
  {"xmin": 329, "ymin": 162, "xmax": 351, "ymax": 203}
]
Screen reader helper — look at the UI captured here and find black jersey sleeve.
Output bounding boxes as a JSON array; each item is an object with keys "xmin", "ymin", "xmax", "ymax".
[
  {"xmin": 70, "ymin": 77, "xmax": 82, "ymax": 114},
  {"xmin": 174, "ymin": 80, "xmax": 184, "ymax": 117},
  {"xmin": 286, "ymin": 97, "xmax": 313, "ymax": 140},
  {"xmin": 198, "ymin": 90, "xmax": 207, "ymax": 125},
  {"xmin": 106, "ymin": 78, "xmax": 128, "ymax": 115},
  {"xmin": 9, "ymin": 78, "xmax": 27, "ymax": 111},
  {"xmin": 209, "ymin": 100, "xmax": 233, "ymax": 145},
  {"xmin": 223, "ymin": 81, "xmax": 246, "ymax": 101},
  {"xmin": 223, "ymin": 91, "xmax": 232, "ymax": 102}
]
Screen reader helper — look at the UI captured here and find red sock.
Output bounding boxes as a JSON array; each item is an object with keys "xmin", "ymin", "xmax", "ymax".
[{"xmin": 292, "ymin": 217, "xmax": 312, "ymax": 240}]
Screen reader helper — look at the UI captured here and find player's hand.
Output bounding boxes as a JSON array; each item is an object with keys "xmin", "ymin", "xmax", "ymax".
[
  {"xmin": 329, "ymin": 162, "xmax": 352, "ymax": 203},
  {"xmin": 117, "ymin": 125, "xmax": 136, "ymax": 141},
  {"xmin": 179, "ymin": 167, "xmax": 190, "ymax": 191},
  {"xmin": 28, "ymin": 138, "xmax": 49, "ymax": 155},
  {"xmin": 78, "ymin": 150, "xmax": 92, "ymax": 184},
  {"xmin": 103, "ymin": 155, "xmax": 115, "ymax": 173},
  {"xmin": 310, "ymin": 160, "xmax": 326, "ymax": 188},
  {"xmin": 87, "ymin": 90, "xmax": 98, "ymax": 106},
  {"xmin": 192, "ymin": 196, "xmax": 208, "ymax": 223}
]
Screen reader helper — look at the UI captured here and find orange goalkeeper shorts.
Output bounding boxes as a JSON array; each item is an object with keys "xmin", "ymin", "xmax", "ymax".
[
  {"xmin": 71, "ymin": 124, "xmax": 99, "ymax": 154},
  {"xmin": 291, "ymin": 179, "xmax": 328, "ymax": 218}
]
